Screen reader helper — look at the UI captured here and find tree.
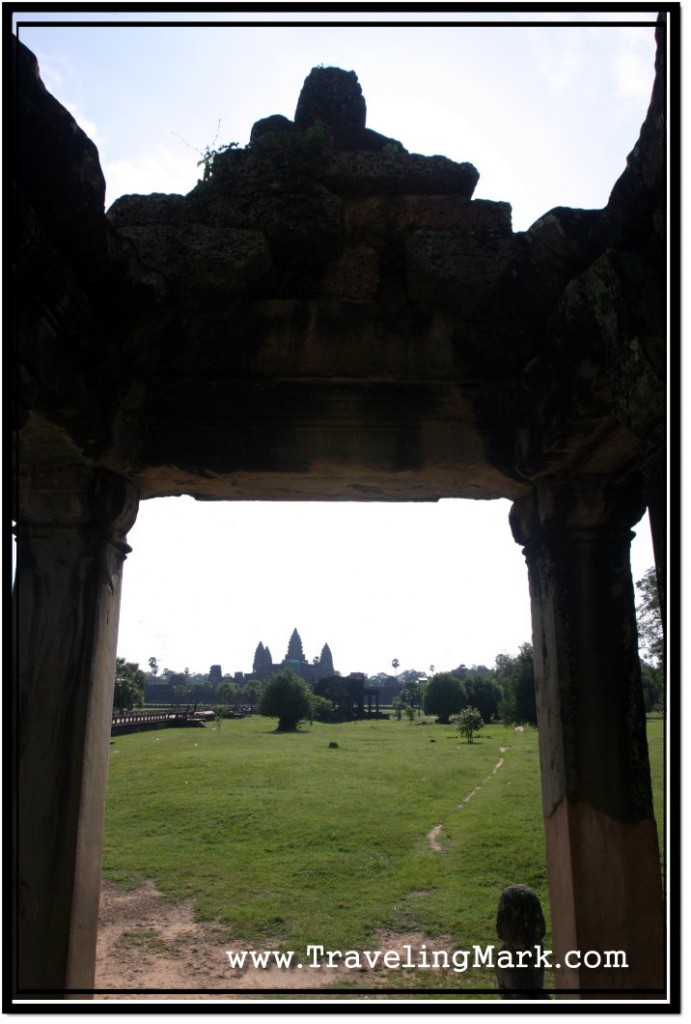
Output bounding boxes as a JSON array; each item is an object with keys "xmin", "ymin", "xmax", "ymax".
[
  {"xmin": 399, "ymin": 668, "xmax": 424, "ymax": 684},
  {"xmin": 497, "ymin": 643, "xmax": 537, "ymax": 726},
  {"xmin": 400, "ymin": 678, "xmax": 423, "ymax": 710},
  {"xmin": 464, "ymin": 673, "xmax": 501, "ymax": 722},
  {"xmin": 258, "ymin": 669, "xmax": 313, "ymax": 731},
  {"xmin": 243, "ymin": 680, "xmax": 261, "ymax": 706},
  {"xmin": 423, "ymin": 673, "xmax": 467, "ymax": 724},
  {"xmin": 217, "ymin": 681, "xmax": 238, "ymax": 704},
  {"xmin": 450, "ymin": 663, "xmax": 469, "ymax": 681},
  {"xmin": 636, "ymin": 567, "xmax": 663, "ymax": 667},
  {"xmin": 391, "ymin": 658, "xmax": 400, "ymax": 676},
  {"xmin": 640, "ymin": 659, "xmax": 664, "ymax": 715},
  {"xmin": 456, "ymin": 706, "xmax": 484, "ymax": 743},
  {"xmin": 286, "ymin": 628, "xmax": 306, "ymax": 664},
  {"xmin": 168, "ymin": 671, "xmax": 192, "ymax": 704},
  {"xmin": 148, "ymin": 656, "xmax": 159, "ymax": 677},
  {"xmin": 113, "ymin": 658, "xmax": 146, "ymax": 712}
]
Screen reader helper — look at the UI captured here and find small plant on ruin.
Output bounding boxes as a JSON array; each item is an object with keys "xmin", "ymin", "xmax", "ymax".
[
  {"xmin": 172, "ymin": 120, "xmax": 238, "ymax": 182},
  {"xmin": 250, "ymin": 118, "xmax": 332, "ymax": 156}
]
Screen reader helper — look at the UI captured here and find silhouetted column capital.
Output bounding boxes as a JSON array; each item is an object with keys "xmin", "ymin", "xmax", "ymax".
[
  {"xmin": 16, "ymin": 463, "xmax": 139, "ymax": 542},
  {"xmin": 509, "ymin": 473, "xmax": 647, "ymax": 551}
]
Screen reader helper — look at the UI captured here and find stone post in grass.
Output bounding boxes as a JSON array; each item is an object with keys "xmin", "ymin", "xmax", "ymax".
[{"xmin": 496, "ymin": 884, "xmax": 549, "ymax": 999}]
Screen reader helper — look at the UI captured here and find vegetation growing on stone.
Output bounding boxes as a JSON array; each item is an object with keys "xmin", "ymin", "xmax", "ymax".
[{"xmin": 249, "ymin": 118, "xmax": 333, "ymax": 156}]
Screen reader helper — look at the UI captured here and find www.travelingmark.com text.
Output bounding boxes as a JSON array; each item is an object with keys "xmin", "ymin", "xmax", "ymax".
[{"xmin": 225, "ymin": 944, "xmax": 628, "ymax": 973}]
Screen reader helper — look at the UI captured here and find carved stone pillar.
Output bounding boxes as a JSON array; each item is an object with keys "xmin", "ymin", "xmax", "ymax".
[
  {"xmin": 13, "ymin": 465, "xmax": 139, "ymax": 995},
  {"xmin": 510, "ymin": 475, "xmax": 665, "ymax": 996}
]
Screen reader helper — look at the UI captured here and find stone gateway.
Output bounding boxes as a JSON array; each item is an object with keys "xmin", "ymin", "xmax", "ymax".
[{"xmin": 12, "ymin": 22, "xmax": 668, "ymax": 1000}]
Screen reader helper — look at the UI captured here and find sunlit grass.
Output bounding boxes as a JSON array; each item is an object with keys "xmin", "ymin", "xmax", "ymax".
[
  {"xmin": 646, "ymin": 714, "xmax": 666, "ymax": 869},
  {"xmin": 102, "ymin": 714, "xmax": 664, "ymax": 993}
]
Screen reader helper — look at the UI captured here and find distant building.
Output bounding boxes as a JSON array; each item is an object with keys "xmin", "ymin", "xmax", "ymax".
[
  {"xmin": 250, "ymin": 628, "xmax": 340, "ymax": 685},
  {"xmin": 314, "ymin": 673, "xmax": 385, "ymax": 721}
]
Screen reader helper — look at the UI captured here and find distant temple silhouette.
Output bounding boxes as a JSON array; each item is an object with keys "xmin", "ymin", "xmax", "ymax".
[
  {"xmin": 252, "ymin": 628, "xmax": 336, "ymax": 685},
  {"xmin": 250, "ymin": 628, "xmax": 384, "ymax": 720},
  {"xmin": 144, "ymin": 626, "xmax": 391, "ymax": 718}
]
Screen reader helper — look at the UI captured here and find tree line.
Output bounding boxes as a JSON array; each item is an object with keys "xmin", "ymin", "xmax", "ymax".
[{"xmin": 114, "ymin": 566, "xmax": 663, "ymax": 719}]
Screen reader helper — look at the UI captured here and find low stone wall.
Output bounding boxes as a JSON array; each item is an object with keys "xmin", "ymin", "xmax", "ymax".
[{"xmin": 111, "ymin": 711, "xmax": 204, "ymax": 736}]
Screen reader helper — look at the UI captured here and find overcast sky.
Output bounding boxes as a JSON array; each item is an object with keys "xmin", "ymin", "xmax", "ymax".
[{"xmin": 15, "ymin": 9, "xmax": 661, "ymax": 678}]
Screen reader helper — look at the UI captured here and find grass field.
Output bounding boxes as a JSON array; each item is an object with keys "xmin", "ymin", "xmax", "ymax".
[{"xmin": 102, "ymin": 714, "xmax": 665, "ymax": 994}]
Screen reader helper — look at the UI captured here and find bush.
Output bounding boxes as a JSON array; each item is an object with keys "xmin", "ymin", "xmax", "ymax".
[{"xmin": 456, "ymin": 706, "xmax": 484, "ymax": 744}]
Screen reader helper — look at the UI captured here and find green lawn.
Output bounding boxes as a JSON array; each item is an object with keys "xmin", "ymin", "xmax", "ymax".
[
  {"xmin": 102, "ymin": 714, "xmax": 665, "ymax": 993},
  {"xmin": 646, "ymin": 714, "xmax": 666, "ymax": 869}
]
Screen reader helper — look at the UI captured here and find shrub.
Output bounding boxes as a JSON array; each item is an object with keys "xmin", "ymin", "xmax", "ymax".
[{"xmin": 456, "ymin": 706, "xmax": 484, "ymax": 743}]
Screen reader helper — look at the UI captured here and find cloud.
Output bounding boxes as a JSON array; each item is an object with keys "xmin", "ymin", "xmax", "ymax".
[
  {"xmin": 615, "ymin": 49, "xmax": 655, "ymax": 101},
  {"xmin": 103, "ymin": 144, "xmax": 199, "ymax": 206},
  {"xmin": 537, "ymin": 49, "xmax": 583, "ymax": 92}
]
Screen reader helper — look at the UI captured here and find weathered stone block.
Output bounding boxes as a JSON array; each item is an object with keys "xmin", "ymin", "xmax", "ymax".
[
  {"xmin": 321, "ymin": 246, "xmax": 380, "ymax": 299},
  {"xmin": 114, "ymin": 223, "xmax": 275, "ymax": 297},
  {"xmin": 294, "ymin": 66, "xmax": 366, "ymax": 133},
  {"xmin": 318, "ymin": 151, "xmax": 479, "ymax": 197},
  {"xmin": 291, "ymin": 67, "xmax": 404, "ymax": 153},
  {"xmin": 249, "ymin": 114, "xmax": 297, "ymax": 147},
  {"xmin": 345, "ymin": 195, "xmax": 512, "ymax": 245},
  {"xmin": 186, "ymin": 190, "xmax": 345, "ymax": 276},
  {"xmin": 246, "ymin": 193, "xmax": 344, "ymax": 269},
  {"xmin": 406, "ymin": 229, "xmax": 519, "ymax": 312},
  {"xmin": 107, "ymin": 192, "xmax": 189, "ymax": 227}
]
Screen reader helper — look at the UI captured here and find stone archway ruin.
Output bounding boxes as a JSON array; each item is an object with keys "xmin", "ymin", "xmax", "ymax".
[{"xmin": 12, "ymin": 22, "xmax": 668, "ymax": 999}]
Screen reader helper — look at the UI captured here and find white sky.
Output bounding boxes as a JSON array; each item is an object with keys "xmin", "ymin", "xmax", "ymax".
[{"xmin": 16, "ymin": 9, "xmax": 661, "ymax": 678}]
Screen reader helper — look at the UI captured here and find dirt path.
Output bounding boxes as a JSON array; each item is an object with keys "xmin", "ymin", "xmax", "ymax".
[
  {"xmin": 425, "ymin": 752, "xmax": 508, "ymax": 853},
  {"xmin": 95, "ymin": 880, "xmax": 452, "ymax": 1000},
  {"xmin": 96, "ymin": 751, "xmax": 512, "ymax": 998}
]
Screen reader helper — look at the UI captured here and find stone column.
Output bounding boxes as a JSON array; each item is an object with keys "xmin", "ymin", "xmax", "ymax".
[
  {"xmin": 13, "ymin": 465, "xmax": 139, "ymax": 996},
  {"xmin": 510, "ymin": 474, "xmax": 665, "ymax": 996}
]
